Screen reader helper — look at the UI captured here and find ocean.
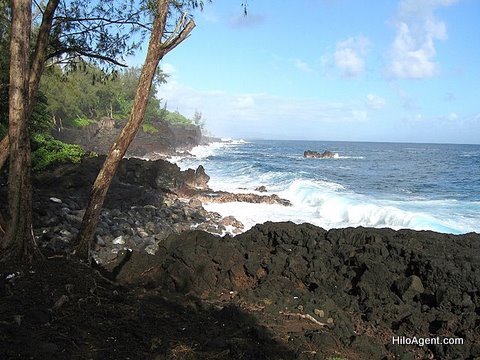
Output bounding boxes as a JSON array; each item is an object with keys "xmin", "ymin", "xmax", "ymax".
[{"xmin": 171, "ymin": 140, "xmax": 480, "ymax": 235}]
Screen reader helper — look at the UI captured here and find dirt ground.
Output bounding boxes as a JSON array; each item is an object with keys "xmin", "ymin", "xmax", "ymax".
[{"xmin": 0, "ymin": 255, "xmax": 351, "ymax": 360}]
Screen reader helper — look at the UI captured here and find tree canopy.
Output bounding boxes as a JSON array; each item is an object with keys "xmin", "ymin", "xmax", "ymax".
[{"xmin": 39, "ymin": 63, "xmax": 167, "ymax": 126}]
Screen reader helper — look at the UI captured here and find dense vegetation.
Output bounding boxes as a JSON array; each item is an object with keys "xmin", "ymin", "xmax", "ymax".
[
  {"xmin": 39, "ymin": 61, "xmax": 200, "ymax": 129},
  {"xmin": 39, "ymin": 63, "xmax": 170, "ymax": 128},
  {"xmin": 0, "ymin": 1, "xmax": 198, "ymax": 170},
  {"xmin": 1, "ymin": 58, "xmax": 199, "ymax": 169}
]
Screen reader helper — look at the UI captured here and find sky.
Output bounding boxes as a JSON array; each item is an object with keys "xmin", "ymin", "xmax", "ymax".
[{"xmin": 130, "ymin": 0, "xmax": 480, "ymax": 144}]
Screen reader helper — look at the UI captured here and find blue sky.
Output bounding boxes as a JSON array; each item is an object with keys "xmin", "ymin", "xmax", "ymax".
[{"xmin": 132, "ymin": 0, "xmax": 480, "ymax": 144}]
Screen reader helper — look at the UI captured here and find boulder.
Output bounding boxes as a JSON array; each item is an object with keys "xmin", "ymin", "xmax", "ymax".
[
  {"xmin": 394, "ymin": 275, "xmax": 425, "ymax": 300},
  {"xmin": 255, "ymin": 185, "xmax": 267, "ymax": 192},
  {"xmin": 183, "ymin": 165, "xmax": 210, "ymax": 190},
  {"xmin": 304, "ymin": 150, "xmax": 337, "ymax": 159}
]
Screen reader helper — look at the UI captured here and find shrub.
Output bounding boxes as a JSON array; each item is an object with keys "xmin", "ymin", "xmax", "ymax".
[
  {"xmin": 165, "ymin": 111, "xmax": 192, "ymax": 126},
  {"xmin": 31, "ymin": 134, "xmax": 87, "ymax": 170},
  {"xmin": 142, "ymin": 122, "xmax": 159, "ymax": 134},
  {"xmin": 66, "ymin": 117, "xmax": 96, "ymax": 128}
]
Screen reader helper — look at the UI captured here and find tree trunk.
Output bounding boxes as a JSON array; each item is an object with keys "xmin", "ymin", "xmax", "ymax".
[
  {"xmin": 0, "ymin": 0, "xmax": 59, "ymax": 174},
  {"xmin": 2, "ymin": 0, "xmax": 41, "ymax": 262},
  {"xmin": 1, "ymin": 0, "xmax": 60, "ymax": 262},
  {"xmin": 0, "ymin": 135, "xmax": 7, "ymax": 238},
  {"xmin": 0, "ymin": 135, "xmax": 8, "ymax": 171},
  {"xmin": 75, "ymin": 0, "xmax": 195, "ymax": 259}
]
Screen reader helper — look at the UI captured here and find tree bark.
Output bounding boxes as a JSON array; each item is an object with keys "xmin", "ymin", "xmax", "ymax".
[
  {"xmin": 1, "ymin": 0, "xmax": 60, "ymax": 261},
  {"xmin": 2, "ymin": 0, "xmax": 42, "ymax": 262},
  {"xmin": 28, "ymin": 0, "xmax": 60, "ymax": 110},
  {"xmin": 0, "ymin": 135, "xmax": 8, "ymax": 171},
  {"xmin": 0, "ymin": 0, "xmax": 59, "ymax": 175},
  {"xmin": 75, "ymin": 0, "xmax": 195, "ymax": 259},
  {"xmin": 0, "ymin": 135, "xmax": 8, "ymax": 238}
]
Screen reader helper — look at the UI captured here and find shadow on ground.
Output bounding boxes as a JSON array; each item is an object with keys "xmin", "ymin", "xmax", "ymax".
[{"xmin": 0, "ymin": 257, "xmax": 295, "ymax": 360}]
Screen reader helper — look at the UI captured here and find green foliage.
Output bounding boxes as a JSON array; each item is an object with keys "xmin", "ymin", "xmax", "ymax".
[
  {"xmin": 165, "ymin": 110, "xmax": 192, "ymax": 126},
  {"xmin": 142, "ymin": 123, "xmax": 159, "ymax": 134},
  {"xmin": 30, "ymin": 91, "xmax": 53, "ymax": 134},
  {"xmin": 66, "ymin": 117, "xmax": 96, "ymax": 128},
  {"xmin": 31, "ymin": 134, "xmax": 86, "ymax": 171},
  {"xmin": 49, "ymin": 0, "xmax": 146, "ymax": 70},
  {"xmin": 40, "ymin": 63, "xmax": 169, "ymax": 127}
]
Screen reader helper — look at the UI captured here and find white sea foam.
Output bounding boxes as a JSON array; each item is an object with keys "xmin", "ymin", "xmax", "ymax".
[
  {"xmin": 336, "ymin": 155, "xmax": 365, "ymax": 159},
  {"xmin": 169, "ymin": 141, "xmax": 228, "ymax": 169},
  {"xmin": 190, "ymin": 142, "xmax": 228, "ymax": 159},
  {"xmin": 171, "ymin": 140, "xmax": 479, "ymax": 235},
  {"xmin": 202, "ymin": 178, "xmax": 471, "ymax": 234}
]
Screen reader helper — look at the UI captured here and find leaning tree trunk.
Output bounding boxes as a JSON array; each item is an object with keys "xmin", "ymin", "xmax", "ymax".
[
  {"xmin": 75, "ymin": 0, "xmax": 195, "ymax": 259},
  {"xmin": 2, "ymin": 0, "xmax": 41, "ymax": 262}
]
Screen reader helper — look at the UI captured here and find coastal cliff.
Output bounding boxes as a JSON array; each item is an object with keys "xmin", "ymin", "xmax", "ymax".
[{"xmin": 52, "ymin": 117, "xmax": 209, "ymax": 157}]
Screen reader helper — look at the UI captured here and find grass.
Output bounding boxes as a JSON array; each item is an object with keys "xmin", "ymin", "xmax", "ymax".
[
  {"xmin": 142, "ymin": 123, "xmax": 159, "ymax": 134},
  {"xmin": 67, "ymin": 117, "xmax": 96, "ymax": 128}
]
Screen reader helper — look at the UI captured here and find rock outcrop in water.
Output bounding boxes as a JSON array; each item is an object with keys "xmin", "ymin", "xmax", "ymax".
[{"xmin": 304, "ymin": 150, "xmax": 337, "ymax": 158}]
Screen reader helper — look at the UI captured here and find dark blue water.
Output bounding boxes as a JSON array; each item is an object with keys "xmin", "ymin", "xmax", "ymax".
[{"xmin": 174, "ymin": 140, "xmax": 480, "ymax": 234}]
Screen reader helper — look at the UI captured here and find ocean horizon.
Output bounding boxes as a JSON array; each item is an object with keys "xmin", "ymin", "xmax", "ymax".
[
  {"xmin": 242, "ymin": 138, "xmax": 480, "ymax": 146},
  {"xmin": 170, "ymin": 139, "xmax": 480, "ymax": 235}
]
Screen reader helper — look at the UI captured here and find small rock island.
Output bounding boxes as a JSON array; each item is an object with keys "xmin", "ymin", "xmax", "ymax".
[{"xmin": 303, "ymin": 150, "xmax": 337, "ymax": 158}]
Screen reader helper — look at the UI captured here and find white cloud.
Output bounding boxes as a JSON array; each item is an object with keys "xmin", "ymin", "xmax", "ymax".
[
  {"xmin": 387, "ymin": 0, "xmax": 458, "ymax": 79},
  {"xmin": 292, "ymin": 58, "xmax": 313, "ymax": 73},
  {"xmin": 156, "ymin": 80, "xmax": 372, "ymax": 139},
  {"xmin": 351, "ymin": 110, "xmax": 368, "ymax": 121},
  {"xmin": 437, "ymin": 112, "xmax": 459, "ymax": 121},
  {"xmin": 160, "ymin": 62, "xmax": 176, "ymax": 76},
  {"xmin": 334, "ymin": 35, "xmax": 371, "ymax": 78},
  {"xmin": 401, "ymin": 113, "xmax": 424, "ymax": 123},
  {"xmin": 447, "ymin": 112, "xmax": 458, "ymax": 120},
  {"xmin": 366, "ymin": 94, "xmax": 387, "ymax": 110},
  {"xmin": 232, "ymin": 95, "xmax": 256, "ymax": 109},
  {"xmin": 398, "ymin": 0, "xmax": 459, "ymax": 18}
]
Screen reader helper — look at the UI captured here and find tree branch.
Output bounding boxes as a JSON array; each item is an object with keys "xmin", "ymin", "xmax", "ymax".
[
  {"xmin": 29, "ymin": 0, "xmax": 60, "ymax": 107},
  {"xmin": 161, "ymin": 17, "xmax": 195, "ymax": 55},
  {"xmin": 46, "ymin": 48, "xmax": 128, "ymax": 67}
]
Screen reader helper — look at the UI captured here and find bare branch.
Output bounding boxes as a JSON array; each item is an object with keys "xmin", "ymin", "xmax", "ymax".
[
  {"xmin": 161, "ymin": 17, "xmax": 195, "ymax": 55},
  {"xmin": 46, "ymin": 48, "xmax": 128, "ymax": 67}
]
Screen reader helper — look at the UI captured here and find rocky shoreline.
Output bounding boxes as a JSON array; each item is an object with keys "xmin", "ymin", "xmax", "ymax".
[
  {"xmin": 118, "ymin": 223, "xmax": 480, "ymax": 359},
  {"xmin": 1, "ymin": 155, "xmax": 479, "ymax": 359},
  {"xmin": 9, "ymin": 155, "xmax": 285, "ymax": 263}
]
